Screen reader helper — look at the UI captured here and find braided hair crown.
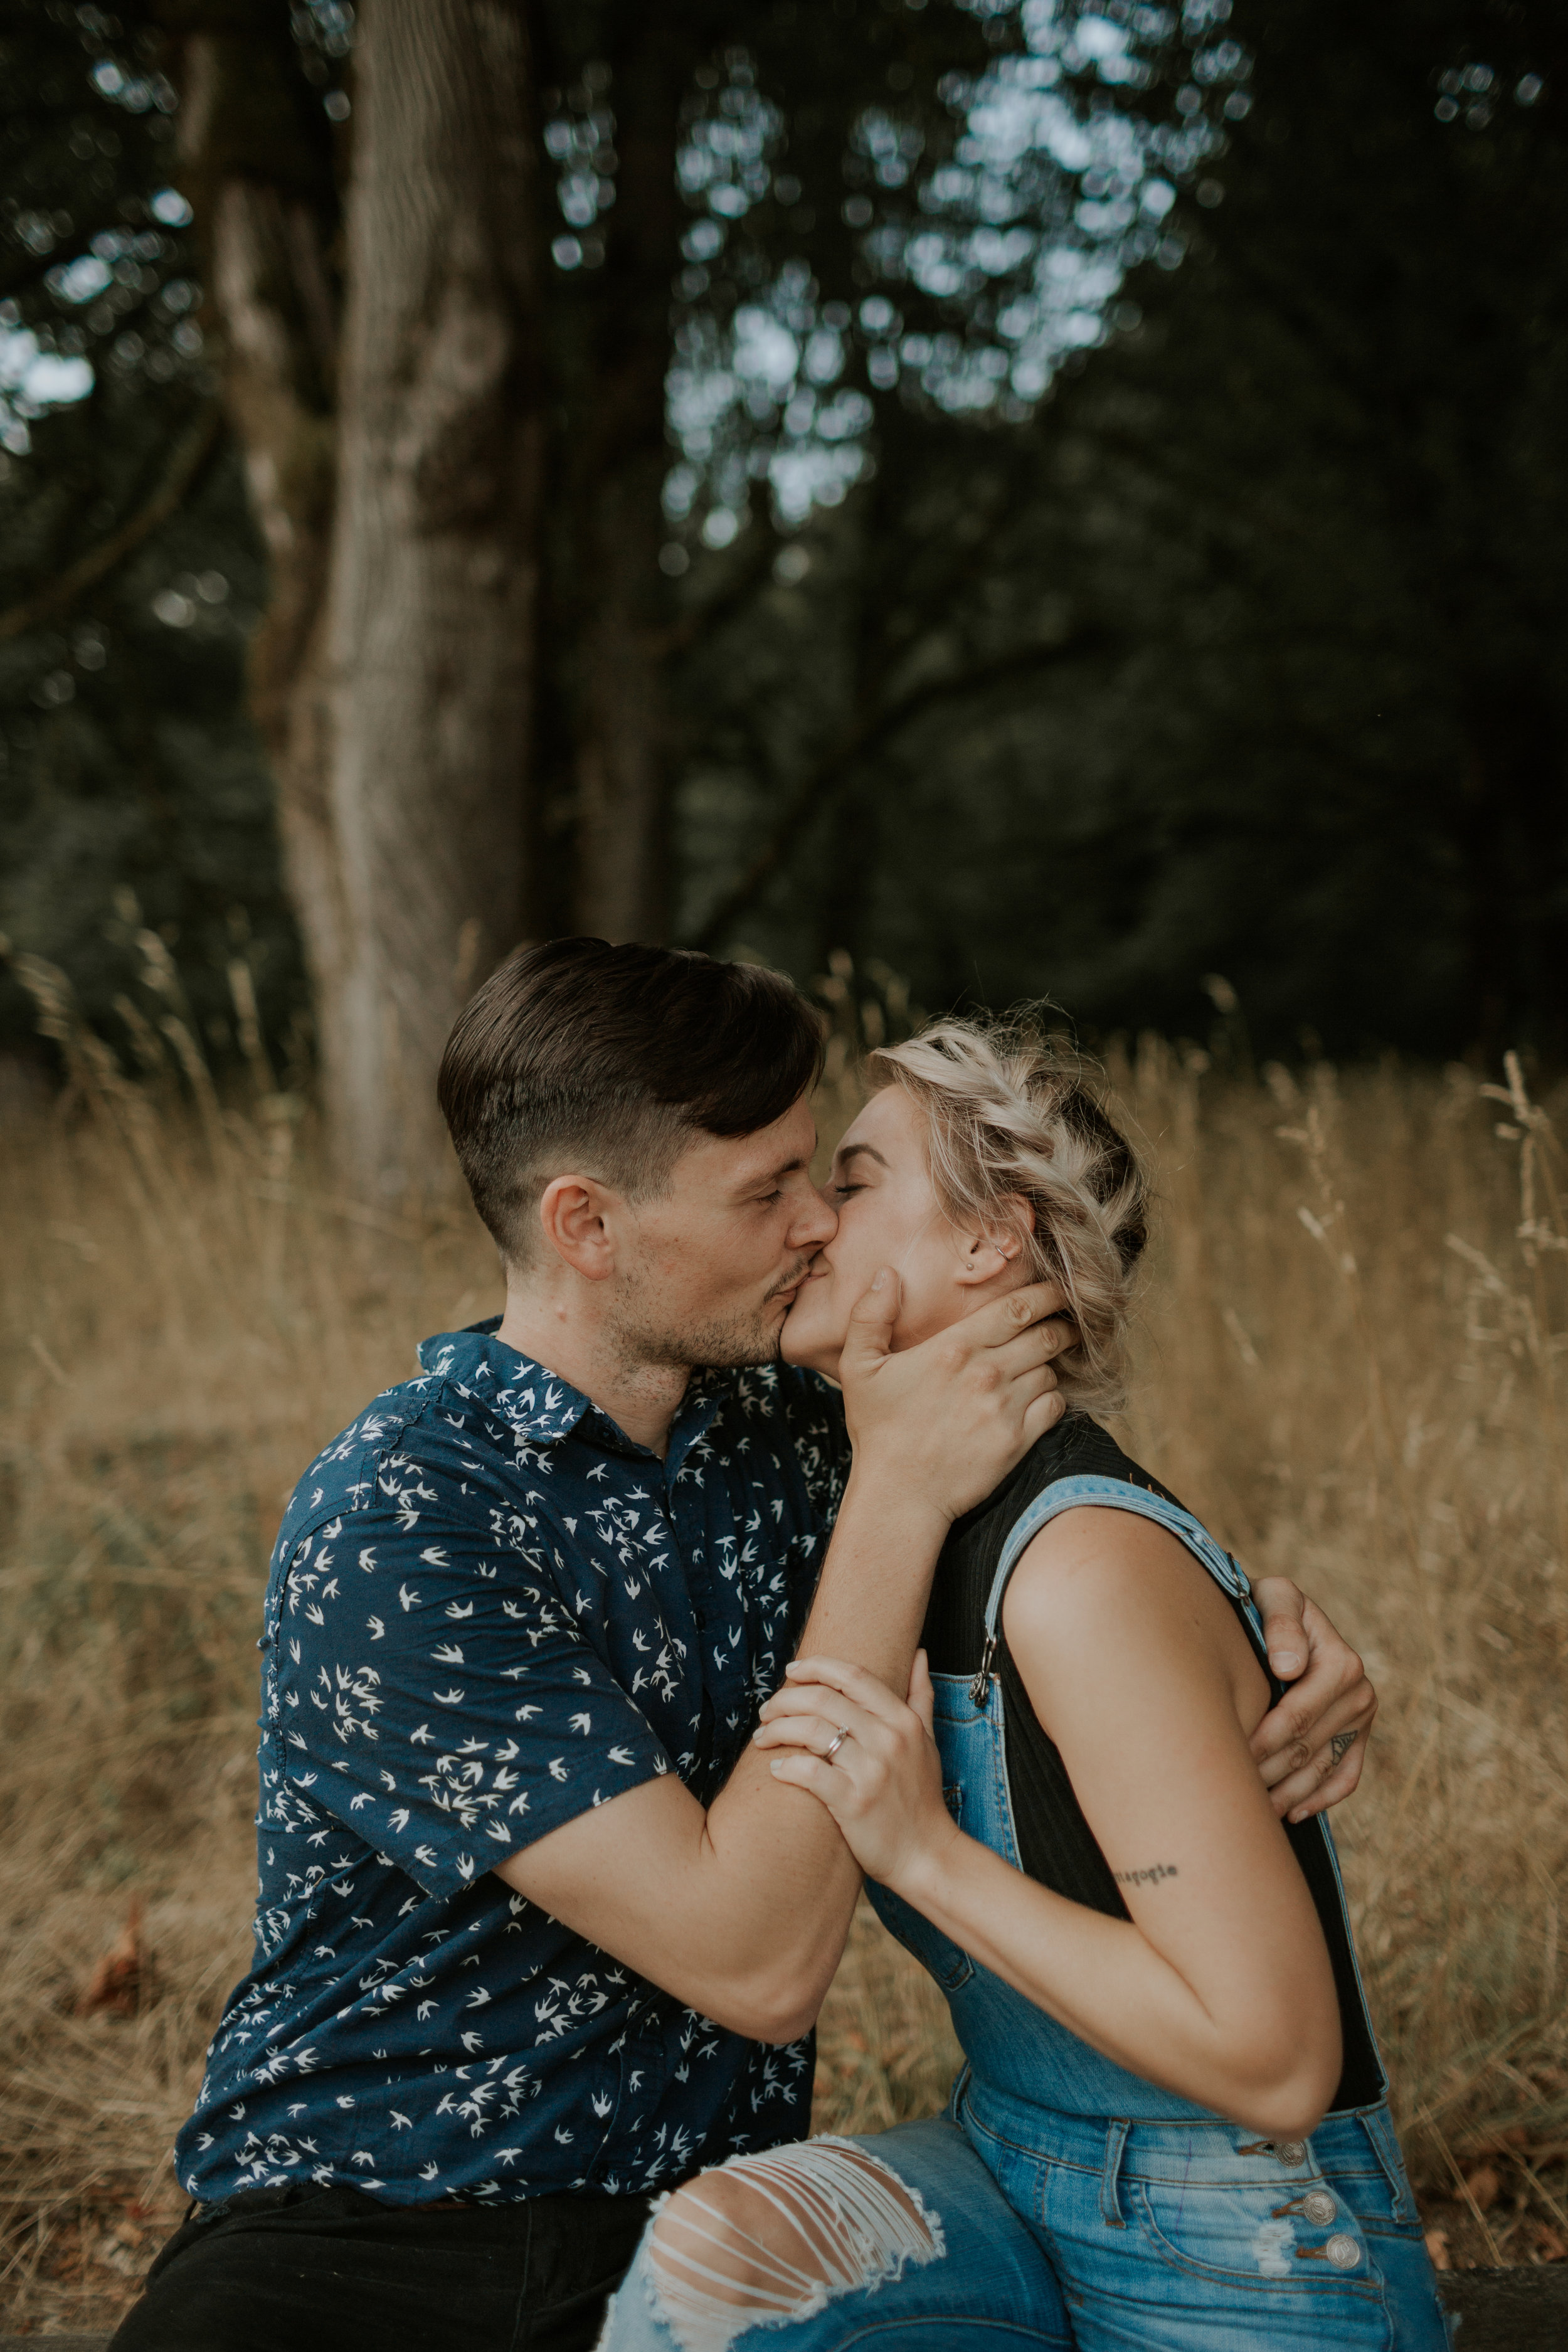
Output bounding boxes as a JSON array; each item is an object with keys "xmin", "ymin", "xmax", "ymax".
[{"xmin": 869, "ymin": 1013, "xmax": 1148, "ymax": 1418}]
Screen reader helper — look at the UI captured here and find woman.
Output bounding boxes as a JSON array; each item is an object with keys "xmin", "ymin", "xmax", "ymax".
[{"xmin": 598, "ymin": 1016, "xmax": 1449, "ymax": 2352}]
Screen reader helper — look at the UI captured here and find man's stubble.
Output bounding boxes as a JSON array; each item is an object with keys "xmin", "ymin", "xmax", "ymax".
[{"xmin": 605, "ymin": 1256, "xmax": 815, "ymax": 1377}]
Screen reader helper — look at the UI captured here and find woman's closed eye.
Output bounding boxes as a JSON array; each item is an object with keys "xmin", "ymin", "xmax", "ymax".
[{"xmin": 831, "ymin": 1182, "xmax": 866, "ymax": 1199}]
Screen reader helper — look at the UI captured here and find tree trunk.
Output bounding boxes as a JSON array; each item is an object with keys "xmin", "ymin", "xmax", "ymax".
[
  {"xmin": 564, "ymin": 23, "xmax": 689, "ymax": 943},
  {"xmin": 316, "ymin": 0, "xmax": 545, "ymax": 1195},
  {"xmin": 172, "ymin": 19, "xmax": 342, "ymax": 1098}
]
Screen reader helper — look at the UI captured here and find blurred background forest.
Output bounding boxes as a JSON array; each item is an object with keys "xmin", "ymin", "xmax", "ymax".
[
  {"xmin": 4, "ymin": 0, "xmax": 1565, "ymax": 1174},
  {"xmin": 3, "ymin": 0, "xmax": 1568, "ymax": 2334}
]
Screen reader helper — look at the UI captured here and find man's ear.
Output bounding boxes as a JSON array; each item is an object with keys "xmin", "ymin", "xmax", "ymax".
[
  {"xmin": 537, "ymin": 1173, "xmax": 621, "ymax": 1281},
  {"xmin": 953, "ymin": 1196, "xmax": 1035, "ymax": 1288}
]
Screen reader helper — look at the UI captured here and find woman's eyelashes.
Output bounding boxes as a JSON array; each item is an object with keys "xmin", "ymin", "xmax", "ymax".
[{"xmin": 831, "ymin": 1180, "xmax": 866, "ymax": 1199}]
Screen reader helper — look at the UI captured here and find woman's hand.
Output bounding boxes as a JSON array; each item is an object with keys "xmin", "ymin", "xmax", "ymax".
[{"xmin": 753, "ymin": 1651, "xmax": 960, "ymax": 1892}]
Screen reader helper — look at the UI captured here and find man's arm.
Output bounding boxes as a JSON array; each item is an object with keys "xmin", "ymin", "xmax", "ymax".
[{"xmin": 495, "ymin": 1274, "xmax": 1073, "ymax": 2040}]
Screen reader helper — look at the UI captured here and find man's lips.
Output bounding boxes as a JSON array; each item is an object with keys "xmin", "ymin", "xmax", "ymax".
[{"xmin": 769, "ymin": 1261, "xmax": 820, "ymax": 1307}]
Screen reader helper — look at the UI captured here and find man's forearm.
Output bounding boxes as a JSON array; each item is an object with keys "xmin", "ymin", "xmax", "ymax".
[
  {"xmin": 694, "ymin": 1468, "xmax": 952, "ymax": 2020},
  {"xmin": 496, "ymin": 1466, "xmax": 951, "ymax": 2040}
]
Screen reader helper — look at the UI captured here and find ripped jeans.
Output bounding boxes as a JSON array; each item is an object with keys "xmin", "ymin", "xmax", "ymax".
[{"xmin": 594, "ymin": 2083, "xmax": 1451, "ymax": 2351}]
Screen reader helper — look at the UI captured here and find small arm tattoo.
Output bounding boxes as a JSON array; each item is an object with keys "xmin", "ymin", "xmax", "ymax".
[{"xmin": 1114, "ymin": 1862, "xmax": 1180, "ymax": 1888}]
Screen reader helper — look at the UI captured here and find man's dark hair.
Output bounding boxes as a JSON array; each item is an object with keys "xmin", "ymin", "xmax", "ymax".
[{"xmin": 438, "ymin": 939, "xmax": 825, "ymax": 1261}]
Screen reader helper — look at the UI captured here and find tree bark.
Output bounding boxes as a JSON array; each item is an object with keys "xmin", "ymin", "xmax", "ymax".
[
  {"xmin": 562, "ymin": 21, "xmax": 689, "ymax": 943},
  {"xmin": 170, "ymin": 11, "xmax": 344, "ymax": 1142},
  {"xmin": 315, "ymin": 0, "xmax": 545, "ymax": 1195}
]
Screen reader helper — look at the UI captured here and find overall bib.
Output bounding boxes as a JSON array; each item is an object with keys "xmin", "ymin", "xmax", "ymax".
[{"xmin": 600, "ymin": 1436, "xmax": 1451, "ymax": 2351}]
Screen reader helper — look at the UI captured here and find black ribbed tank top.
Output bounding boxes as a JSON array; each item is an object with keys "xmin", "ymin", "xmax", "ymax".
[{"xmin": 920, "ymin": 1413, "xmax": 1383, "ymax": 2115}]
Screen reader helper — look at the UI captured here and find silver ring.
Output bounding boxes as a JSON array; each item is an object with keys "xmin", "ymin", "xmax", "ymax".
[{"xmin": 824, "ymin": 1726, "xmax": 850, "ymax": 1761}]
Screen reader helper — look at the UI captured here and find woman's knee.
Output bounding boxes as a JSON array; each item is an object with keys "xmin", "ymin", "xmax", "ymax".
[{"xmin": 640, "ymin": 2137, "xmax": 942, "ymax": 2352}]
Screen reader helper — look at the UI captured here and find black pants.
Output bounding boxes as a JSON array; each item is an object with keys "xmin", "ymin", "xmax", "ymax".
[{"xmin": 108, "ymin": 2183, "xmax": 654, "ymax": 2352}]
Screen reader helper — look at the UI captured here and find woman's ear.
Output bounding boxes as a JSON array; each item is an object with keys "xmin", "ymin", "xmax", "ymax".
[{"xmin": 953, "ymin": 1197, "xmax": 1034, "ymax": 1287}]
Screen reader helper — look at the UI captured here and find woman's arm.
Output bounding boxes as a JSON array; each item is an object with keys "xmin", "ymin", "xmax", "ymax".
[{"xmin": 755, "ymin": 1508, "xmax": 1342, "ymax": 2138}]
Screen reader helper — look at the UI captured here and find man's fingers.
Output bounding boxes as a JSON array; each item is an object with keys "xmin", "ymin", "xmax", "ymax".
[
  {"xmin": 1250, "ymin": 1576, "xmax": 1310, "ymax": 1676},
  {"xmin": 1253, "ymin": 1679, "xmax": 1375, "ymax": 1786},
  {"xmin": 1279, "ymin": 1732, "xmax": 1369, "ymax": 1823}
]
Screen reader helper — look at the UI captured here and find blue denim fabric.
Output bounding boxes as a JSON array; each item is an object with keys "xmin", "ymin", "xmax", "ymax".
[
  {"xmin": 869, "ymin": 1475, "xmax": 1388, "ymax": 2126},
  {"xmin": 596, "ymin": 2114, "xmax": 1074, "ymax": 2349},
  {"xmin": 956, "ymin": 2076, "xmax": 1451, "ymax": 2350},
  {"xmin": 597, "ymin": 1478, "xmax": 1451, "ymax": 2350}
]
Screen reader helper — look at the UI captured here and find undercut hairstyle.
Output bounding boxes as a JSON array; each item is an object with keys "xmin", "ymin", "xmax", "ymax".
[
  {"xmin": 870, "ymin": 1014, "xmax": 1149, "ymax": 1417},
  {"xmin": 438, "ymin": 940, "xmax": 825, "ymax": 1263}
]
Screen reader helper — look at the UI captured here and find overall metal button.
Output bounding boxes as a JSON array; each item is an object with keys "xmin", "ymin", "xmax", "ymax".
[
  {"xmin": 1325, "ymin": 2233, "xmax": 1360, "ymax": 2268},
  {"xmin": 1275, "ymin": 2140, "xmax": 1308, "ymax": 2166},
  {"xmin": 1303, "ymin": 2190, "xmax": 1337, "ymax": 2225}
]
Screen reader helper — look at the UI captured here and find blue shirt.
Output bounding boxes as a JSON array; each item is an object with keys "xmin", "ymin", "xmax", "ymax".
[{"xmin": 177, "ymin": 1323, "xmax": 850, "ymax": 2206}]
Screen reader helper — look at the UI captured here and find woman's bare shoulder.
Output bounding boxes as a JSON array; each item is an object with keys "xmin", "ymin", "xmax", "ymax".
[{"xmin": 1001, "ymin": 1504, "xmax": 1268, "ymax": 1729}]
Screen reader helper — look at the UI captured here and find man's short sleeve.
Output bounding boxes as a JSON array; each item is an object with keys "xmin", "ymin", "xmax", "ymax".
[{"xmin": 268, "ymin": 1501, "xmax": 670, "ymax": 1897}]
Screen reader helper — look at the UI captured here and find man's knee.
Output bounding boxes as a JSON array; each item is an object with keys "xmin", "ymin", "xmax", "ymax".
[{"xmin": 645, "ymin": 2139, "xmax": 941, "ymax": 2351}]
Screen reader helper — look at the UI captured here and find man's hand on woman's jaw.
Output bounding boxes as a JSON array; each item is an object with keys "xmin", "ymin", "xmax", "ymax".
[
  {"xmin": 1247, "ymin": 1576, "xmax": 1378, "ymax": 1823},
  {"xmin": 835, "ymin": 1269, "xmax": 1078, "ymax": 1530}
]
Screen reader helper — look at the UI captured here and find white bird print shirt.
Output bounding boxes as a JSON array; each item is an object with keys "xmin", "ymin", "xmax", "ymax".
[{"xmin": 176, "ymin": 1323, "xmax": 849, "ymax": 2205}]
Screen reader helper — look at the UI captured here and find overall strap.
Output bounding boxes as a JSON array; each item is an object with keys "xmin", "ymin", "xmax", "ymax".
[{"xmin": 970, "ymin": 1473, "xmax": 1254, "ymax": 1707}]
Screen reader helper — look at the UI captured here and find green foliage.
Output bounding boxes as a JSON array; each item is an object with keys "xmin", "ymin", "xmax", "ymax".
[
  {"xmin": 0, "ymin": 1, "xmax": 306, "ymax": 1064},
  {"xmin": 676, "ymin": 0, "xmax": 1568, "ymax": 1059},
  {"xmin": 4, "ymin": 0, "xmax": 1565, "ymax": 1070}
]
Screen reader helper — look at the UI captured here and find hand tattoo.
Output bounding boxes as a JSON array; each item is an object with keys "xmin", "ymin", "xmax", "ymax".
[{"xmin": 1329, "ymin": 1731, "xmax": 1358, "ymax": 1765}]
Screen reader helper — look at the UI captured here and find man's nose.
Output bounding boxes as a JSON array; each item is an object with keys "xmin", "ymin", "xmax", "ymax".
[{"xmin": 791, "ymin": 1184, "xmax": 839, "ymax": 1250}]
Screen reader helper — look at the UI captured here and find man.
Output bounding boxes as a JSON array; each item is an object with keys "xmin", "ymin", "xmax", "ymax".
[{"xmin": 112, "ymin": 940, "xmax": 1374, "ymax": 2352}]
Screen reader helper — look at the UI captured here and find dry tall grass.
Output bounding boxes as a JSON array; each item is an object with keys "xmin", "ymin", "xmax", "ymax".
[{"xmin": 2, "ymin": 964, "xmax": 1565, "ymax": 2328}]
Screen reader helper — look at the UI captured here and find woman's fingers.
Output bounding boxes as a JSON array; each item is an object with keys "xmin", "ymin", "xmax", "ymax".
[
  {"xmin": 752, "ymin": 1695, "xmax": 876, "ymax": 1757},
  {"xmin": 766, "ymin": 1751, "xmax": 845, "ymax": 1806},
  {"xmin": 907, "ymin": 1648, "xmax": 936, "ymax": 1736},
  {"xmin": 990, "ymin": 1313, "xmax": 1080, "ymax": 1385},
  {"xmin": 757, "ymin": 1676, "xmax": 884, "ymax": 1734},
  {"xmin": 780, "ymin": 1655, "xmax": 909, "ymax": 1724}
]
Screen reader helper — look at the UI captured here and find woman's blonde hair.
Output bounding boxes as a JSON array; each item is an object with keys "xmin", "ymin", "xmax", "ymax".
[{"xmin": 868, "ymin": 1013, "xmax": 1149, "ymax": 1417}]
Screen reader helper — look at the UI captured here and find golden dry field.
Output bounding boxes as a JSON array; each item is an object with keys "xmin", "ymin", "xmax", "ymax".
[{"xmin": 2, "ymin": 965, "xmax": 1565, "ymax": 2329}]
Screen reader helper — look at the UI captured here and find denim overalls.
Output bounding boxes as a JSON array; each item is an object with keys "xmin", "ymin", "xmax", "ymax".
[{"xmin": 598, "ymin": 1477, "xmax": 1451, "ymax": 2351}]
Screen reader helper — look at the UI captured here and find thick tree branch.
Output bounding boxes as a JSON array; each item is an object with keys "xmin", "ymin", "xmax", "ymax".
[
  {"xmin": 687, "ymin": 627, "xmax": 1109, "ymax": 951},
  {"xmin": 0, "ymin": 398, "xmax": 224, "ymax": 643}
]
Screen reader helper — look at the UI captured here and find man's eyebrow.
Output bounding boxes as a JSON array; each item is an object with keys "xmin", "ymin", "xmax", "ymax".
[{"xmin": 834, "ymin": 1141, "xmax": 888, "ymax": 1171}]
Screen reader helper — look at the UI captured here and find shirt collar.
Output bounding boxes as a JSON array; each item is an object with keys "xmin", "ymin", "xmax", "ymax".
[{"xmin": 416, "ymin": 1319, "xmax": 723, "ymax": 1465}]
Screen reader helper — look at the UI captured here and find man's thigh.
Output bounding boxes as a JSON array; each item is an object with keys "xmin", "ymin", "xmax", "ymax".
[
  {"xmin": 600, "ymin": 2115, "xmax": 1073, "ymax": 2351},
  {"xmin": 108, "ymin": 2185, "xmax": 653, "ymax": 2352}
]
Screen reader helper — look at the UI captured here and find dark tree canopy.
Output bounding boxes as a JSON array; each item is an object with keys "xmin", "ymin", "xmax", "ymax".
[{"xmin": 2, "ymin": 0, "xmax": 1564, "ymax": 1084}]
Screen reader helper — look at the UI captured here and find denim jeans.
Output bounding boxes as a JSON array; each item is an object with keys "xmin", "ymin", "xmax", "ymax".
[{"xmin": 595, "ymin": 2089, "xmax": 1451, "ymax": 2351}]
